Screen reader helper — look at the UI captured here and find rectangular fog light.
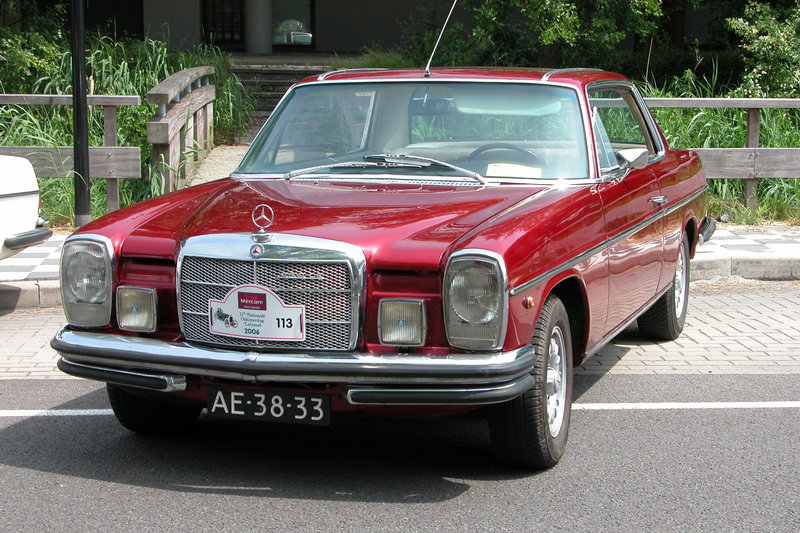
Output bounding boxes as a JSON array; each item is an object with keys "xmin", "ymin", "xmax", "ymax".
[
  {"xmin": 117, "ymin": 286, "xmax": 158, "ymax": 332},
  {"xmin": 378, "ymin": 299, "xmax": 426, "ymax": 347}
]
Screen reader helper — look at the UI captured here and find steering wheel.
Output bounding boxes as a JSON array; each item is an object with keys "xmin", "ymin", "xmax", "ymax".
[{"xmin": 467, "ymin": 143, "xmax": 546, "ymax": 167}]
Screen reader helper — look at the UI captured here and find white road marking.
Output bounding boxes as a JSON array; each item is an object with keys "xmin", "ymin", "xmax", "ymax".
[
  {"xmin": 0, "ymin": 409, "xmax": 113, "ymax": 417},
  {"xmin": 0, "ymin": 401, "xmax": 799, "ymax": 418},
  {"xmin": 573, "ymin": 401, "xmax": 800, "ymax": 410}
]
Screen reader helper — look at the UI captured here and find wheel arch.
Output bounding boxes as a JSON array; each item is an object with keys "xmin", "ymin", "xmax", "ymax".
[
  {"xmin": 547, "ymin": 276, "xmax": 588, "ymax": 368},
  {"xmin": 683, "ymin": 215, "xmax": 698, "ymax": 257}
]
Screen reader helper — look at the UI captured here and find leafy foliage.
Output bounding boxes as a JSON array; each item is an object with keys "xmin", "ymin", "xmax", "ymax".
[
  {"xmin": 462, "ymin": 0, "xmax": 662, "ymax": 67},
  {"xmin": 726, "ymin": 0, "xmax": 800, "ymax": 97}
]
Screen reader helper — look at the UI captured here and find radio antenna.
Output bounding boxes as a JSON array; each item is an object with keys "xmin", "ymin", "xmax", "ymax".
[{"xmin": 424, "ymin": 0, "xmax": 459, "ymax": 77}]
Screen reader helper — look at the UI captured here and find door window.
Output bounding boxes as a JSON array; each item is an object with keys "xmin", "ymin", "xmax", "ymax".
[{"xmin": 589, "ymin": 87, "xmax": 658, "ymax": 173}]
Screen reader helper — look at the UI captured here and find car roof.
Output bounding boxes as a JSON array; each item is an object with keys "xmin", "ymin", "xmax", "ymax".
[{"xmin": 297, "ymin": 67, "xmax": 629, "ymax": 89}]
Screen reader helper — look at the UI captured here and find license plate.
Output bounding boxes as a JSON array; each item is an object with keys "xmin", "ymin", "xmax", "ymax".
[{"xmin": 207, "ymin": 387, "xmax": 330, "ymax": 426}]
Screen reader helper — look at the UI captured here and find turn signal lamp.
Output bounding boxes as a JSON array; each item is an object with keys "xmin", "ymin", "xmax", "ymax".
[
  {"xmin": 117, "ymin": 286, "xmax": 158, "ymax": 332},
  {"xmin": 378, "ymin": 298, "xmax": 427, "ymax": 346}
]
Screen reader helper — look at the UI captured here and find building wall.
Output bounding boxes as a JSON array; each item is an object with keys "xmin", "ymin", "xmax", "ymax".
[
  {"xmin": 314, "ymin": 0, "xmax": 468, "ymax": 53},
  {"xmin": 143, "ymin": 0, "xmax": 203, "ymax": 49}
]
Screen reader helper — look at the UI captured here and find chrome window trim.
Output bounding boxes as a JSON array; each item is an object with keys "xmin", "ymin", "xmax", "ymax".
[
  {"xmin": 509, "ymin": 185, "xmax": 707, "ymax": 296},
  {"xmin": 542, "ymin": 68, "xmax": 603, "ymax": 82},
  {"xmin": 586, "ymin": 80, "xmax": 667, "ymax": 163},
  {"xmin": 177, "ymin": 233, "xmax": 367, "ymax": 351},
  {"xmin": 317, "ymin": 68, "xmax": 390, "ymax": 80}
]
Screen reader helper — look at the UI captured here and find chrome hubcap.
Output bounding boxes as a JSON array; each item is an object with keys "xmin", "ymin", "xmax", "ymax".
[
  {"xmin": 674, "ymin": 243, "xmax": 686, "ymax": 318},
  {"xmin": 546, "ymin": 326, "xmax": 567, "ymax": 437}
]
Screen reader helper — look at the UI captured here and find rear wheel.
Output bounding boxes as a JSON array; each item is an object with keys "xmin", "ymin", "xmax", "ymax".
[
  {"xmin": 107, "ymin": 384, "xmax": 201, "ymax": 436},
  {"xmin": 489, "ymin": 295, "xmax": 573, "ymax": 469},
  {"xmin": 638, "ymin": 233, "xmax": 690, "ymax": 341}
]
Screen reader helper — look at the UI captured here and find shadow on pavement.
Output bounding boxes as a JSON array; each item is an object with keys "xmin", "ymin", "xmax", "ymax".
[{"xmin": 0, "ymin": 387, "xmax": 548, "ymax": 503}]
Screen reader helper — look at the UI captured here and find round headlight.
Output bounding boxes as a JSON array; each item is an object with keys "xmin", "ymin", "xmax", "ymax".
[
  {"xmin": 64, "ymin": 243, "xmax": 108, "ymax": 303},
  {"xmin": 447, "ymin": 261, "xmax": 501, "ymax": 324}
]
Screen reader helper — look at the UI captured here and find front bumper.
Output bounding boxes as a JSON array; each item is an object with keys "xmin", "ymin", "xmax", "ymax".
[
  {"xmin": 52, "ymin": 328, "xmax": 536, "ymax": 406},
  {"xmin": 5, "ymin": 224, "xmax": 52, "ymax": 250}
]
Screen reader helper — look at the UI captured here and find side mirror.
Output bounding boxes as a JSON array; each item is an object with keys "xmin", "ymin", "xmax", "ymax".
[{"xmin": 616, "ymin": 148, "xmax": 649, "ymax": 170}]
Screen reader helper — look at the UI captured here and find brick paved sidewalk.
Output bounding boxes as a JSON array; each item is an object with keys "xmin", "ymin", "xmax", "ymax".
[{"xmin": 2, "ymin": 279, "xmax": 798, "ymax": 379}]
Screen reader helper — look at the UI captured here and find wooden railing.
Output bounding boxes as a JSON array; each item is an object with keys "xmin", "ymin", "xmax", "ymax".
[
  {"xmin": 644, "ymin": 98, "xmax": 800, "ymax": 209},
  {"xmin": 146, "ymin": 66, "xmax": 215, "ymax": 192},
  {"xmin": 0, "ymin": 94, "xmax": 141, "ymax": 212}
]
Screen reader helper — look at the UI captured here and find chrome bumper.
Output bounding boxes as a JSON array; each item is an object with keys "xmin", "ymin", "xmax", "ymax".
[{"xmin": 52, "ymin": 328, "xmax": 536, "ymax": 406}]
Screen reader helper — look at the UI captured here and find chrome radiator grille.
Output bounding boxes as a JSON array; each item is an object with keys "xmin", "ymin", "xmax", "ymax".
[{"xmin": 179, "ymin": 255, "xmax": 357, "ymax": 351}]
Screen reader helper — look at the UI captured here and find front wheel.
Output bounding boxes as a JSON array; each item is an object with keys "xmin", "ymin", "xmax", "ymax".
[
  {"xmin": 638, "ymin": 233, "xmax": 690, "ymax": 341},
  {"xmin": 107, "ymin": 384, "xmax": 201, "ymax": 436},
  {"xmin": 489, "ymin": 295, "xmax": 573, "ymax": 469}
]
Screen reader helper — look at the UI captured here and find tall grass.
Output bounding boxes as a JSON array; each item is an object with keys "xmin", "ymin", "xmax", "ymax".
[
  {"xmin": 642, "ymin": 67, "xmax": 800, "ymax": 223},
  {"xmin": 0, "ymin": 33, "xmax": 254, "ymax": 226}
]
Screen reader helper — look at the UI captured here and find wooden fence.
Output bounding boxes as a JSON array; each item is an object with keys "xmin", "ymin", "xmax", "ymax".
[
  {"xmin": 0, "ymin": 88, "xmax": 794, "ymax": 215},
  {"xmin": 0, "ymin": 94, "xmax": 141, "ymax": 212},
  {"xmin": 644, "ymin": 98, "xmax": 800, "ymax": 209},
  {"xmin": 0, "ymin": 66, "xmax": 214, "ymax": 214},
  {"xmin": 146, "ymin": 66, "xmax": 215, "ymax": 192}
]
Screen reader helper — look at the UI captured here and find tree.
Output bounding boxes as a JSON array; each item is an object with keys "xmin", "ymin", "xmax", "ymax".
[
  {"xmin": 463, "ymin": 0, "xmax": 663, "ymax": 67},
  {"xmin": 727, "ymin": 0, "xmax": 800, "ymax": 96}
]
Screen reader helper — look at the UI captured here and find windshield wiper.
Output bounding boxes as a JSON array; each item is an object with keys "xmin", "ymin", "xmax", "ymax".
[
  {"xmin": 364, "ymin": 154, "xmax": 486, "ymax": 184},
  {"xmin": 284, "ymin": 154, "xmax": 485, "ymax": 184},
  {"xmin": 284, "ymin": 159, "xmax": 429, "ymax": 180}
]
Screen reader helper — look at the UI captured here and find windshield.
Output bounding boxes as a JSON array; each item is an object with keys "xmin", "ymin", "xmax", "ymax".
[{"xmin": 237, "ymin": 81, "xmax": 589, "ymax": 180}]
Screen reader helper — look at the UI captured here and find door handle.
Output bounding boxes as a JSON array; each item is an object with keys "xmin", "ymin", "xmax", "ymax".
[{"xmin": 650, "ymin": 195, "xmax": 668, "ymax": 207}]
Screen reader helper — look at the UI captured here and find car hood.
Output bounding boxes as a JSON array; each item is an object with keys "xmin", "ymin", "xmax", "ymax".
[{"xmin": 113, "ymin": 178, "xmax": 547, "ymax": 271}]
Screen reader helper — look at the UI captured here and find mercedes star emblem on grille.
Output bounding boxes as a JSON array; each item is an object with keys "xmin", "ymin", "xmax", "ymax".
[{"xmin": 250, "ymin": 243, "xmax": 265, "ymax": 258}]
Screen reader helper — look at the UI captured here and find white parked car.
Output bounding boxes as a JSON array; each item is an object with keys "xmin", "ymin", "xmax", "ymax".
[{"xmin": 0, "ymin": 155, "xmax": 52, "ymax": 259}]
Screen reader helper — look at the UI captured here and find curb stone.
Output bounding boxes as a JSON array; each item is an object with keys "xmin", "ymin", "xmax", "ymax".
[{"xmin": 0, "ymin": 280, "xmax": 61, "ymax": 311}]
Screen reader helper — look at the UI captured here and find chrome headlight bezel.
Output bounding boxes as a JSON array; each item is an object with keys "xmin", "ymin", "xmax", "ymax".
[
  {"xmin": 60, "ymin": 234, "xmax": 114, "ymax": 328},
  {"xmin": 443, "ymin": 250, "xmax": 509, "ymax": 351}
]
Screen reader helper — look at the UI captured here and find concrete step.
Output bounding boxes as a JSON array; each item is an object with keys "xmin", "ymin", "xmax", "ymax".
[{"xmin": 232, "ymin": 65, "xmax": 326, "ymax": 114}]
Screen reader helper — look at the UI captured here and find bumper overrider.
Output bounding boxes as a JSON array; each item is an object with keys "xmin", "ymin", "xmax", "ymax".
[{"xmin": 52, "ymin": 328, "xmax": 536, "ymax": 406}]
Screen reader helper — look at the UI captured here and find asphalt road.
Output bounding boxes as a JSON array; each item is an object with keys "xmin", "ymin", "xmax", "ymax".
[{"xmin": 0, "ymin": 281, "xmax": 799, "ymax": 532}]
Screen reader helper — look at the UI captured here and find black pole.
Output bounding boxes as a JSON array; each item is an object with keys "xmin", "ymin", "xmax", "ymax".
[{"xmin": 71, "ymin": 0, "xmax": 91, "ymax": 227}]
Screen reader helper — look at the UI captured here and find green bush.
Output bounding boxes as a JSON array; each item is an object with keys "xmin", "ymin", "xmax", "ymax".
[{"xmin": 727, "ymin": 0, "xmax": 800, "ymax": 97}]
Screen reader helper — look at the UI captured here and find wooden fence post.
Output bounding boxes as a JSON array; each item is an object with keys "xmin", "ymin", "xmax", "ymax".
[
  {"xmin": 103, "ymin": 105, "xmax": 120, "ymax": 212},
  {"xmin": 746, "ymin": 108, "xmax": 760, "ymax": 210}
]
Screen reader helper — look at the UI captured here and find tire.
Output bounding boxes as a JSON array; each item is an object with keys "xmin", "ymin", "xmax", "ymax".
[
  {"xmin": 107, "ymin": 384, "xmax": 201, "ymax": 436},
  {"xmin": 489, "ymin": 295, "xmax": 573, "ymax": 469},
  {"xmin": 638, "ymin": 233, "xmax": 690, "ymax": 341}
]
